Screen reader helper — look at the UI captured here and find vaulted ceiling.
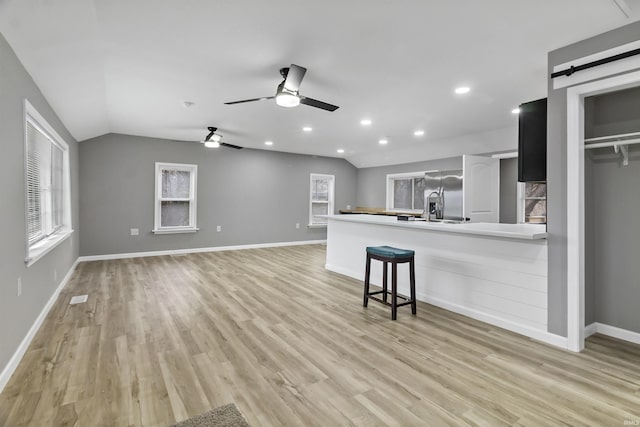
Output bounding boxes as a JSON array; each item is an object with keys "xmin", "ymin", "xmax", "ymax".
[{"xmin": 0, "ymin": 0, "xmax": 637, "ymax": 167}]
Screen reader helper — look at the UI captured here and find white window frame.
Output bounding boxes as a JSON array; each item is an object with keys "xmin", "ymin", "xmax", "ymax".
[
  {"xmin": 386, "ymin": 171, "xmax": 428, "ymax": 213},
  {"xmin": 517, "ymin": 181, "xmax": 547, "ymax": 224},
  {"xmin": 24, "ymin": 99, "xmax": 73, "ymax": 267},
  {"xmin": 309, "ymin": 173, "xmax": 335, "ymax": 227},
  {"xmin": 153, "ymin": 162, "xmax": 198, "ymax": 234}
]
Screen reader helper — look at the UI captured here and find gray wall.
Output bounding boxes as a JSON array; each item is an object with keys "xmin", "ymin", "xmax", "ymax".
[
  {"xmin": 499, "ymin": 158, "xmax": 518, "ymax": 224},
  {"xmin": 584, "ymin": 87, "xmax": 640, "ymax": 333},
  {"xmin": 0, "ymin": 32, "xmax": 79, "ymax": 376},
  {"xmin": 356, "ymin": 156, "xmax": 463, "ymax": 207},
  {"xmin": 79, "ymin": 134, "xmax": 357, "ymax": 256},
  {"xmin": 585, "ymin": 86, "xmax": 640, "ymax": 138},
  {"xmin": 547, "ymin": 20, "xmax": 640, "ymax": 336}
]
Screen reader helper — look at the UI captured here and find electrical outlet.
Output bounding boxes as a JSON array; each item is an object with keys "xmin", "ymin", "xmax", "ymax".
[
  {"xmin": 216, "ymin": 225, "xmax": 222, "ymax": 232},
  {"xmin": 130, "ymin": 228, "xmax": 139, "ymax": 236},
  {"xmin": 346, "ymin": 205, "xmax": 352, "ymax": 210},
  {"xmin": 296, "ymin": 223, "xmax": 300, "ymax": 229},
  {"xmin": 54, "ymin": 269, "xmax": 57, "ymax": 282},
  {"xmin": 17, "ymin": 277, "xmax": 22, "ymax": 297}
]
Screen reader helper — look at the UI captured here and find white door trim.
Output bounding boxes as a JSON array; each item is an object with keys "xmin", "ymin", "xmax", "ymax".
[{"xmin": 566, "ymin": 69, "xmax": 640, "ymax": 352}]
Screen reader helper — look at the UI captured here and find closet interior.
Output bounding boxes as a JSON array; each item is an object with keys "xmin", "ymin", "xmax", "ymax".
[{"xmin": 584, "ymin": 85, "xmax": 640, "ymax": 338}]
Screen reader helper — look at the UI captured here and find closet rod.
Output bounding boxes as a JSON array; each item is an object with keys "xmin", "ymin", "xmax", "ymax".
[
  {"xmin": 584, "ymin": 131, "xmax": 640, "ymax": 143},
  {"xmin": 584, "ymin": 138, "xmax": 640, "ymax": 149}
]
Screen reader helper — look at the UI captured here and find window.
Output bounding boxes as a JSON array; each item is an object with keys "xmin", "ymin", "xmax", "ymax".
[
  {"xmin": 518, "ymin": 181, "xmax": 547, "ymax": 223},
  {"xmin": 153, "ymin": 163, "xmax": 198, "ymax": 234},
  {"xmin": 309, "ymin": 174, "xmax": 334, "ymax": 226},
  {"xmin": 24, "ymin": 100, "xmax": 72, "ymax": 266},
  {"xmin": 386, "ymin": 172, "xmax": 427, "ymax": 212}
]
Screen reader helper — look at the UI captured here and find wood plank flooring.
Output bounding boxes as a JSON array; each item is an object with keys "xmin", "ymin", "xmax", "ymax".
[{"xmin": 1, "ymin": 244, "xmax": 639, "ymax": 426}]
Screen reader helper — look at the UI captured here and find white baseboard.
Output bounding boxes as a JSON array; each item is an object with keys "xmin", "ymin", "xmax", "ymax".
[
  {"xmin": 0, "ymin": 259, "xmax": 79, "ymax": 394},
  {"xmin": 585, "ymin": 322, "xmax": 598, "ymax": 338},
  {"xmin": 417, "ymin": 293, "xmax": 567, "ymax": 349},
  {"xmin": 78, "ymin": 240, "xmax": 327, "ymax": 262},
  {"xmin": 325, "ymin": 263, "xmax": 568, "ymax": 349},
  {"xmin": 587, "ymin": 322, "xmax": 640, "ymax": 345}
]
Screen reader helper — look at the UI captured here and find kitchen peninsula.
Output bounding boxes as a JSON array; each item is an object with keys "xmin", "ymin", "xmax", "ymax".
[{"xmin": 325, "ymin": 215, "xmax": 558, "ymax": 346}]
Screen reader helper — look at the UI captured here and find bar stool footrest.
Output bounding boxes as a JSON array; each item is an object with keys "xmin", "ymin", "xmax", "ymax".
[{"xmin": 367, "ymin": 290, "xmax": 413, "ymax": 308}]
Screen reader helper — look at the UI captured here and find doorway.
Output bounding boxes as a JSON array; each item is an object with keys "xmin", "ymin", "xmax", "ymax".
[{"xmin": 566, "ymin": 69, "xmax": 640, "ymax": 352}]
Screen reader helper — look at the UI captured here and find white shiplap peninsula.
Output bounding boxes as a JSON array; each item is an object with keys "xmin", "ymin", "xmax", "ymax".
[{"xmin": 325, "ymin": 215, "xmax": 558, "ymax": 345}]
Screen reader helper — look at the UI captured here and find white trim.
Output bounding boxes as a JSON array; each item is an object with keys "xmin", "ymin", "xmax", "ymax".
[
  {"xmin": 152, "ymin": 227, "xmax": 199, "ymax": 234},
  {"xmin": 585, "ymin": 322, "xmax": 640, "ymax": 345},
  {"xmin": 154, "ymin": 162, "xmax": 198, "ymax": 233},
  {"xmin": 593, "ymin": 323, "xmax": 640, "ymax": 345},
  {"xmin": 385, "ymin": 170, "xmax": 432, "ymax": 212},
  {"xmin": 553, "ymin": 40, "xmax": 640, "ymax": 89},
  {"xmin": 0, "ymin": 259, "xmax": 79, "ymax": 394},
  {"xmin": 309, "ymin": 173, "xmax": 335, "ymax": 226},
  {"xmin": 78, "ymin": 240, "xmax": 327, "ymax": 262},
  {"xmin": 25, "ymin": 229, "xmax": 74, "ymax": 267},
  {"xmin": 24, "ymin": 99, "xmax": 73, "ymax": 266},
  {"xmin": 565, "ymin": 69, "xmax": 640, "ymax": 353},
  {"xmin": 516, "ymin": 182, "xmax": 525, "ymax": 224},
  {"xmin": 585, "ymin": 322, "xmax": 598, "ymax": 337},
  {"xmin": 325, "ymin": 263, "xmax": 567, "ymax": 350}
]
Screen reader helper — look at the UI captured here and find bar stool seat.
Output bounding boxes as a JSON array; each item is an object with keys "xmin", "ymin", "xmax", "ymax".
[
  {"xmin": 363, "ymin": 246, "xmax": 416, "ymax": 320},
  {"xmin": 366, "ymin": 245, "xmax": 415, "ymax": 259}
]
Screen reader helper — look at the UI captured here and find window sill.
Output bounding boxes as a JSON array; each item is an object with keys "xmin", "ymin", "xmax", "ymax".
[
  {"xmin": 152, "ymin": 227, "xmax": 199, "ymax": 235},
  {"xmin": 308, "ymin": 224, "xmax": 328, "ymax": 229},
  {"xmin": 26, "ymin": 229, "xmax": 74, "ymax": 267}
]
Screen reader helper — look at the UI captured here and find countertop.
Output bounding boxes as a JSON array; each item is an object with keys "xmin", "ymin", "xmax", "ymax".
[{"xmin": 328, "ymin": 214, "xmax": 547, "ymax": 240}]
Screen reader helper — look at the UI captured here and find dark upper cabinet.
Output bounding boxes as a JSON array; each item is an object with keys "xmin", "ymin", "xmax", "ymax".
[{"xmin": 518, "ymin": 98, "xmax": 547, "ymax": 182}]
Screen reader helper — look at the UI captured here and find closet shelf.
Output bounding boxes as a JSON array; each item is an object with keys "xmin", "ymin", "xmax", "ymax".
[{"xmin": 584, "ymin": 132, "xmax": 637, "ymax": 166}]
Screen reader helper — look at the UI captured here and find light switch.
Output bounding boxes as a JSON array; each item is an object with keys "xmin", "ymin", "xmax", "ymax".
[{"xmin": 130, "ymin": 228, "xmax": 139, "ymax": 236}]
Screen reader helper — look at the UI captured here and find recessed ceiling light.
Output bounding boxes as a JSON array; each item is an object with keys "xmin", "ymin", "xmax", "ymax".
[
  {"xmin": 511, "ymin": 108, "xmax": 521, "ymax": 114},
  {"xmin": 360, "ymin": 119, "xmax": 372, "ymax": 126},
  {"xmin": 265, "ymin": 141, "xmax": 273, "ymax": 146},
  {"xmin": 302, "ymin": 126, "xmax": 313, "ymax": 132},
  {"xmin": 454, "ymin": 86, "xmax": 470, "ymax": 94},
  {"xmin": 337, "ymin": 149, "xmax": 345, "ymax": 154},
  {"xmin": 379, "ymin": 139, "xmax": 388, "ymax": 145},
  {"xmin": 413, "ymin": 130, "xmax": 425, "ymax": 136}
]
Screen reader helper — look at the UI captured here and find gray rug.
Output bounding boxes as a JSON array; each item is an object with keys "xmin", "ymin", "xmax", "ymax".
[{"xmin": 170, "ymin": 404, "xmax": 250, "ymax": 427}]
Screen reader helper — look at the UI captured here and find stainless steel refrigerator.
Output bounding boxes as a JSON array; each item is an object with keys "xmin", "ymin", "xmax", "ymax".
[{"xmin": 423, "ymin": 169, "xmax": 464, "ymax": 220}]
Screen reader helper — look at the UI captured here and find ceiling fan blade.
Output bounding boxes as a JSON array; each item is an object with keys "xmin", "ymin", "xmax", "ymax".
[
  {"xmin": 300, "ymin": 96, "xmax": 340, "ymax": 112},
  {"xmin": 283, "ymin": 64, "xmax": 307, "ymax": 92},
  {"xmin": 224, "ymin": 96, "xmax": 274, "ymax": 105},
  {"xmin": 221, "ymin": 142, "xmax": 243, "ymax": 149}
]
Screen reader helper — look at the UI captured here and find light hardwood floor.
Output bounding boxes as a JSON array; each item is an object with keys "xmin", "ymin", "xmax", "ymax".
[{"xmin": 1, "ymin": 244, "xmax": 639, "ymax": 426}]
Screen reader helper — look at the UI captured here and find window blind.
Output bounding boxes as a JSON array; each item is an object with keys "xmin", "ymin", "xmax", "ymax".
[{"xmin": 26, "ymin": 119, "xmax": 53, "ymax": 244}]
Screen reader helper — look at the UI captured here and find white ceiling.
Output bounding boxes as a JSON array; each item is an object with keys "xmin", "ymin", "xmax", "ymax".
[{"xmin": 0, "ymin": 0, "xmax": 637, "ymax": 167}]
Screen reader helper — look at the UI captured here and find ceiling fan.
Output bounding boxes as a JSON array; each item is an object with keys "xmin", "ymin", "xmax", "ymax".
[
  {"xmin": 201, "ymin": 127, "xmax": 242, "ymax": 149},
  {"xmin": 225, "ymin": 64, "xmax": 339, "ymax": 112}
]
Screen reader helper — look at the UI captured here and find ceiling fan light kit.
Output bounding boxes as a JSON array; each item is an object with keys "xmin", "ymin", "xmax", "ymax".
[
  {"xmin": 225, "ymin": 64, "xmax": 339, "ymax": 112},
  {"xmin": 275, "ymin": 90, "xmax": 300, "ymax": 107},
  {"xmin": 200, "ymin": 126, "xmax": 243, "ymax": 149}
]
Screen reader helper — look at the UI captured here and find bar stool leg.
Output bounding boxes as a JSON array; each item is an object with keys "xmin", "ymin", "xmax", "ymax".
[
  {"xmin": 391, "ymin": 262, "xmax": 398, "ymax": 320},
  {"xmin": 410, "ymin": 257, "xmax": 416, "ymax": 315},
  {"xmin": 382, "ymin": 261, "xmax": 388, "ymax": 303},
  {"xmin": 363, "ymin": 253, "xmax": 371, "ymax": 307}
]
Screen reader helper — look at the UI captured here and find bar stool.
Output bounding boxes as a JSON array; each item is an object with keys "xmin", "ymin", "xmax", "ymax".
[{"xmin": 363, "ymin": 246, "xmax": 416, "ymax": 320}]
